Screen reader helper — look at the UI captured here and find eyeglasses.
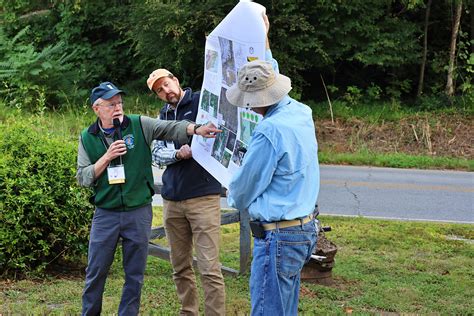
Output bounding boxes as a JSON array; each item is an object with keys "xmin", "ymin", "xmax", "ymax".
[{"xmin": 99, "ymin": 101, "xmax": 123, "ymax": 109}]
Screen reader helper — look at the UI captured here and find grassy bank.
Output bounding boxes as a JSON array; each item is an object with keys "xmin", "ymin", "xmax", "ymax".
[
  {"xmin": 1, "ymin": 210, "xmax": 473, "ymax": 314},
  {"xmin": 319, "ymin": 151, "xmax": 473, "ymax": 171},
  {"xmin": 1, "ymin": 98, "xmax": 472, "ymax": 171}
]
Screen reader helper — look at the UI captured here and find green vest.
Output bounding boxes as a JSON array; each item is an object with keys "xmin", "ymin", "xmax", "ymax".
[{"xmin": 81, "ymin": 115, "xmax": 154, "ymax": 211}]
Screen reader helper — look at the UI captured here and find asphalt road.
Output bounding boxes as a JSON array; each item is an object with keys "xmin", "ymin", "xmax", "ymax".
[
  {"xmin": 153, "ymin": 165, "xmax": 474, "ymax": 224},
  {"xmin": 318, "ymin": 165, "xmax": 474, "ymax": 224}
]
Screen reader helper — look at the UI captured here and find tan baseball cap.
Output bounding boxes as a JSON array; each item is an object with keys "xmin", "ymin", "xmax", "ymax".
[{"xmin": 147, "ymin": 69, "xmax": 173, "ymax": 91}]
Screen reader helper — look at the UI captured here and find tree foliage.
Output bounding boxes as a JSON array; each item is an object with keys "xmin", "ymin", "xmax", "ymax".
[
  {"xmin": 0, "ymin": 26, "xmax": 78, "ymax": 110},
  {"xmin": 0, "ymin": 0, "xmax": 472, "ymax": 108}
]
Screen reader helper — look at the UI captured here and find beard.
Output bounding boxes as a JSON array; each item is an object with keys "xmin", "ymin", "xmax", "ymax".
[{"xmin": 167, "ymin": 92, "xmax": 180, "ymax": 105}]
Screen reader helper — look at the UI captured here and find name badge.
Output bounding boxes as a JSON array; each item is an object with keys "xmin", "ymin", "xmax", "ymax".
[{"xmin": 108, "ymin": 165, "xmax": 126, "ymax": 184}]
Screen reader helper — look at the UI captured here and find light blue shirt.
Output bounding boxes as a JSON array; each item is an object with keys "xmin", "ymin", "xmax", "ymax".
[{"xmin": 227, "ymin": 96, "xmax": 320, "ymax": 221}]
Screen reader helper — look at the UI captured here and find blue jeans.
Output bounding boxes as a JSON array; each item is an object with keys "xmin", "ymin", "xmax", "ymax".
[
  {"xmin": 82, "ymin": 204, "xmax": 152, "ymax": 316},
  {"xmin": 250, "ymin": 220, "xmax": 318, "ymax": 316}
]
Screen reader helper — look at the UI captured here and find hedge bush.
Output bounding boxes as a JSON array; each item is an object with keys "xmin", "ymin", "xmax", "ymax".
[{"xmin": 0, "ymin": 119, "xmax": 93, "ymax": 275}]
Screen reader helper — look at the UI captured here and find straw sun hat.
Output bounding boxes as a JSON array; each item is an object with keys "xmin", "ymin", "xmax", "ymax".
[{"xmin": 226, "ymin": 60, "xmax": 291, "ymax": 108}]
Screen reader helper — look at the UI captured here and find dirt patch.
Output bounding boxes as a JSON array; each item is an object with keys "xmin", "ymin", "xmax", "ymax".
[
  {"xmin": 1, "ymin": 262, "xmax": 85, "ymax": 282},
  {"xmin": 316, "ymin": 114, "xmax": 473, "ymax": 159},
  {"xmin": 327, "ymin": 276, "xmax": 361, "ymax": 292},
  {"xmin": 300, "ymin": 284, "xmax": 318, "ymax": 298}
]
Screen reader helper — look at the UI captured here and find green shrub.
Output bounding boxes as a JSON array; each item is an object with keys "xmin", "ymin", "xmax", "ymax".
[
  {"xmin": 0, "ymin": 26, "xmax": 81, "ymax": 110},
  {"xmin": 0, "ymin": 119, "xmax": 93, "ymax": 275}
]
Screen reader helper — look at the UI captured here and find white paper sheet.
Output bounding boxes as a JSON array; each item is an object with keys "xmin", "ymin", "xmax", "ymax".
[{"xmin": 191, "ymin": 1, "xmax": 266, "ymax": 188}]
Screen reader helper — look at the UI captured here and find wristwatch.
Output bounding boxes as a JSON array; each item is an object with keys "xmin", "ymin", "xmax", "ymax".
[{"xmin": 193, "ymin": 123, "xmax": 203, "ymax": 134}]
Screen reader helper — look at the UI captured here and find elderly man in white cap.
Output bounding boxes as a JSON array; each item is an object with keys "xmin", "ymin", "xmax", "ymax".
[{"xmin": 226, "ymin": 60, "xmax": 320, "ymax": 315}]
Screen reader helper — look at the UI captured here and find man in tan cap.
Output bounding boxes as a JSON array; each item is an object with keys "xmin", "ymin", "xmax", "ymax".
[
  {"xmin": 146, "ymin": 69, "xmax": 225, "ymax": 315},
  {"xmin": 226, "ymin": 59, "xmax": 320, "ymax": 315}
]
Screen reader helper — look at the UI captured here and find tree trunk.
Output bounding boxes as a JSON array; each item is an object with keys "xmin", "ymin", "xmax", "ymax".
[
  {"xmin": 471, "ymin": 1, "xmax": 474, "ymax": 54},
  {"xmin": 417, "ymin": 0, "xmax": 432, "ymax": 97},
  {"xmin": 445, "ymin": 0, "xmax": 463, "ymax": 96}
]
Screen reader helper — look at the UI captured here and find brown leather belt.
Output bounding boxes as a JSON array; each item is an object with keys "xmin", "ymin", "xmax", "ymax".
[{"xmin": 261, "ymin": 214, "xmax": 314, "ymax": 231}]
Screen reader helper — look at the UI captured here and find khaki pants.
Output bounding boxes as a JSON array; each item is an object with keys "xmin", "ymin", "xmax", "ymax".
[{"xmin": 163, "ymin": 194, "xmax": 225, "ymax": 315}]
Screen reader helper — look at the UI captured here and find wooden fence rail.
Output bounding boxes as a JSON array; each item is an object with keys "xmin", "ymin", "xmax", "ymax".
[{"xmin": 148, "ymin": 185, "xmax": 251, "ymax": 276}]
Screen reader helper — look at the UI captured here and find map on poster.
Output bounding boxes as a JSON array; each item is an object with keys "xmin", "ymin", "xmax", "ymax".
[{"xmin": 191, "ymin": 1, "xmax": 267, "ymax": 188}]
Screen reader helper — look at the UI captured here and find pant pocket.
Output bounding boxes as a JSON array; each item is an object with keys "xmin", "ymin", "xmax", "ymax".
[{"xmin": 276, "ymin": 240, "xmax": 312, "ymax": 277}]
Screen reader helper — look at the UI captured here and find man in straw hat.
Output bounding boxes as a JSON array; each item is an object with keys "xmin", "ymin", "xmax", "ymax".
[
  {"xmin": 77, "ymin": 81, "xmax": 219, "ymax": 316},
  {"xmin": 226, "ymin": 59, "xmax": 320, "ymax": 315}
]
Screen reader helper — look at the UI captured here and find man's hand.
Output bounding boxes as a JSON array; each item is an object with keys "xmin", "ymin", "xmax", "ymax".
[
  {"xmin": 263, "ymin": 12, "xmax": 270, "ymax": 49},
  {"xmin": 93, "ymin": 140, "xmax": 127, "ymax": 179},
  {"xmin": 176, "ymin": 144, "xmax": 192, "ymax": 160},
  {"xmin": 263, "ymin": 12, "xmax": 270, "ymax": 35},
  {"xmin": 105, "ymin": 140, "xmax": 127, "ymax": 162},
  {"xmin": 194, "ymin": 123, "xmax": 221, "ymax": 138}
]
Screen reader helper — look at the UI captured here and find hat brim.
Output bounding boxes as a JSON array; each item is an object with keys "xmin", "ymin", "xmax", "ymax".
[
  {"xmin": 226, "ymin": 74, "xmax": 291, "ymax": 108},
  {"xmin": 147, "ymin": 69, "xmax": 174, "ymax": 91},
  {"xmin": 101, "ymin": 89, "xmax": 124, "ymax": 100}
]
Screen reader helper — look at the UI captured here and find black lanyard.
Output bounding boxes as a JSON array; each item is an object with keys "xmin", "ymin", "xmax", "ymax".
[{"xmin": 98, "ymin": 131, "xmax": 123, "ymax": 166}]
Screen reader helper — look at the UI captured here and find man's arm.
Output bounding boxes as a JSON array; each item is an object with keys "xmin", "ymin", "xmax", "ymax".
[
  {"xmin": 141, "ymin": 116, "xmax": 220, "ymax": 146},
  {"xmin": 151, "ymin": 139, "xmax": 179, "ymax": 167},
  {"xmin": 76, "ymin": 136, "xmax": 127, "ymax": 187},
  {"xmin": 151, "ymin": 109, "xmax": 185, "ymax": 167},
  {"xmin": 76, "ymin": 138, "xmax": 95, "ymax": 187},
  {"xmin": 263, "ymin": 13, "xmax": 279, "ymax": 72},
  {"xmin": 227, "ymin": 132, "xmax": 278, "ymax": 211}
]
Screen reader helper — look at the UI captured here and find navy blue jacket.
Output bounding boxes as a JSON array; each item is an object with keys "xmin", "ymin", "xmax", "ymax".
[{"xmin": 159, "ymin": 88, "xmax": 221, "ymax": 201}]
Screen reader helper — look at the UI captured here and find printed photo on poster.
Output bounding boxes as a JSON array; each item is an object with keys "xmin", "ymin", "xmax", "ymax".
[
  {"xmin": 218, "ymin": 87, "xmax": 238, "ymax": 133},
  {"xmin": 239, "ymin": 110, "xmax": 260, "ymax": 144},
  {"xmin": 211, "ymin": 125, "xmax": 229, "ymax": 163},
  {"xmin": 205, "ymin": 49, "xmax": 219, "ymax": 73},
  {"xmin": 231, "ymin": 140, "xmax": 247, "ymax": 166},
  {"xmin": 219, "ymin": 37, "xmax": 236, "ymax": 87}
]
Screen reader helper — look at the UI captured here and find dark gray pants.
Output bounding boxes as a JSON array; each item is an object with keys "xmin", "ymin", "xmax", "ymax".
[{"xmin": 81, "ymin": 204, "xmax": 152, "ymax": 316}]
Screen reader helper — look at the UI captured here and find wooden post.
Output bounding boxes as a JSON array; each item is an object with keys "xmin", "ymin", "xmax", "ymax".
[{"xmin": 239, "ymin": 208, "xmax": 251, "ymax": 274}]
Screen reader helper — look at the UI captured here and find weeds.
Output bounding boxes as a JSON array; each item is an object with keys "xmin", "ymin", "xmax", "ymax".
[{"xmin": 1, "ymin": 214, "xmax": 473, "ymax": 314}]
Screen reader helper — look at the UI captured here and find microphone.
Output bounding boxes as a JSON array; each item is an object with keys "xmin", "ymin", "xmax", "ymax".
[{"xmin": 113, "ymin": 118, "xmax": 122, "ymax": 140}]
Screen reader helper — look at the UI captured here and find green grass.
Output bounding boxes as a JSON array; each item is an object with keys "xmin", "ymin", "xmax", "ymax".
[
  {"xmin": 1, "ymin": 97, "xmax": 472, "ymax": 171},
  {"xmin": 1, "ymin": 209, "xmax": 473, "ymax": 314},
  {"xmin": 309, "ymin": 99, "xmax": 413, "ymax": 122},
  {"xmin": 319, "ymin": 150, "xmax": 474, "ymax": 171},
  {"xmin": 308, "ymin": 99, "xmax": 474, "ymax": 122},
  {"xmin": 0, "ymin": 94, "xmax": 165, "ymax": 139}
]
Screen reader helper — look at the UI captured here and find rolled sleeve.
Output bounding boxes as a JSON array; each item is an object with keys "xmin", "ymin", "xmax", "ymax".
[{"xmin": 151, "ymin": 139, "xmax": 179, "ymax": 167}]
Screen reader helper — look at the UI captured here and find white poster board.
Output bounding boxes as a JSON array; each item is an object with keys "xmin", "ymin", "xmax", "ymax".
[{"xmin": 191, "ymin": 1, "xmax": 266, "ymax": 188}]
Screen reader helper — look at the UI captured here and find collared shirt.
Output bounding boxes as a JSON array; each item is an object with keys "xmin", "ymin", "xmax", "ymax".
[
  {"xmin": 151, "ymin": 103, "xmax": 179, "ymax": 167},
  {"xmin": 227, "ymin": 96, "xmax": 320, "ymax": 222},
  {"xmin": 151, "ymin": 88, "xmax": 194, "ymax": 168}
]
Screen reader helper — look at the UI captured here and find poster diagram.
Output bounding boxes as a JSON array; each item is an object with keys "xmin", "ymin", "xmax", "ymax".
[{"xmin": 191, "ymin": 1, "xmax": 267, "ymax": 188}]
